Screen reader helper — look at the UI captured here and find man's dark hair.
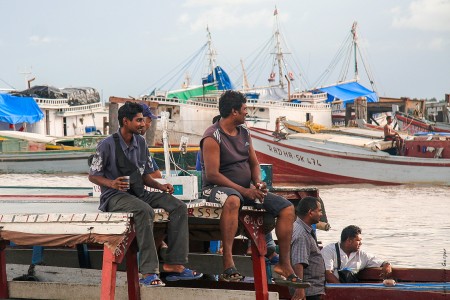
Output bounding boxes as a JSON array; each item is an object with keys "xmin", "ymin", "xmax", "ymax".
[
  {"xmin": 386, "ymin": 116, "xmax": 392, "ymax": 121},
  {"xmin": 296, "ymin": 196, "xmax": 319, "ymax": 217},
  {"xmin": 341, "ymin": 225, "xmax": 362, "ymax": 243},
  {"xmin": 118, "ymin": 102, "xmax": 143, "ymax": 127},
  {"xmin": 218, "ymin": 90, "xmax": 247, "ymax": 118},
  {"xmin": 212, "ymin": 115, "xmax": 221, "ymax": 124}
]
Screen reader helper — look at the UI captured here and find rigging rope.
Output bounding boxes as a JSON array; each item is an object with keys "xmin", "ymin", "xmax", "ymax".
[{"xmin": 139, "ymin": 43, "xmax": 208, "ymax": 95}]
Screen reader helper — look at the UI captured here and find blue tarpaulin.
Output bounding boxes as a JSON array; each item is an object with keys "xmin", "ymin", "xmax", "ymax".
[
  {"xmin": 0, "ymin": 94, "xmax": 44, "ymax": 124},
  {"xmin": 205, "ymin": 66, "xmax": 234, "ymax": 90},
  {"xmin": 318, "ymin": 81, "xmax": 378, "ymax": 107}
]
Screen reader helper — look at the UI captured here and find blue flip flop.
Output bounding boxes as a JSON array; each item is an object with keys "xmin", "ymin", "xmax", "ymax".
[
  {"xmin": 139, "ymin": 274, "xmax": 165, "ymax": 287},
  {"xmin": 165, "ymin": 268, "xmax": 203, "ymax": 281}
]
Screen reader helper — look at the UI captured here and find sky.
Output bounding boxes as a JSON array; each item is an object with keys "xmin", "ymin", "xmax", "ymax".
[{"xmin": 1, "ymin": 0, "xmax": 449, "ymax": 101}]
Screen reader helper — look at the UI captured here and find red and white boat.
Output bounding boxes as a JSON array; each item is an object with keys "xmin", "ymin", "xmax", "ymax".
[
  {"xmin": 250, "ymin": 126, "xmax": 450, "ymax": 185},
  {"xmin": 395, "ymin": 111, "xmax": 450, "ymax": 135}
]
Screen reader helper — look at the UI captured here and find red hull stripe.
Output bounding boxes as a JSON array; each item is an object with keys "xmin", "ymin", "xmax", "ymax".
[{"xmin": 256, "ymin": 152, "xmax": 394, "ymax": 185}]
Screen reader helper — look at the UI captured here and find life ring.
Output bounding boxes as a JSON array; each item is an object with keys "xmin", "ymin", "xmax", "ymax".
[
  {"xmin": 269, "ymin": 72, "xmax": 275, "ymax": 79},
  {"xmin": 288, "ymin": 71, "xmax": 294, "ymax": 80}
]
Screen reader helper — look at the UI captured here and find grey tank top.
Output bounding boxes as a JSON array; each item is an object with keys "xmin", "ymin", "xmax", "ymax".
[{"xmin": 200, "ymin": 122, "xmax": 252, "ymax": 189}]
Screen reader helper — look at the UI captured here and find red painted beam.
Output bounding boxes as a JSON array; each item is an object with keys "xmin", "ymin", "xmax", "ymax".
[{"xmin": 0, "ymin": 242, "xmax": 8, "ymax": 299}]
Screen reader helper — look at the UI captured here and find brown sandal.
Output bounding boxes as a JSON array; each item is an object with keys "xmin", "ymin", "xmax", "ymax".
[
  {"xmin": 219, "ymin": 267, "xmax": 243, "ymax": 282},
  {"xmin": 274, "ymin": 274, "xmax": 311, "ymax": 288}
]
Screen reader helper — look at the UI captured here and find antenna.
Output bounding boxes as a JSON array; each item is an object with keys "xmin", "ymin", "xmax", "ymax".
[{"xmin": 19, "ymin": 67, "xmax": 34, "ymax": 89}]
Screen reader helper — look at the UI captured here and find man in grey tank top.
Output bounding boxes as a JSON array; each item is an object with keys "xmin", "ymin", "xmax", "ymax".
[{"xmin": 200, "ymin": 91, "xmax": 303, "ymax": 286}]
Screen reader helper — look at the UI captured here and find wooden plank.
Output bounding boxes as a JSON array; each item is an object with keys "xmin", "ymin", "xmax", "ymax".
[{"xmin": 1, "ymin": 223, "xmax": 131, "ymax": 235}]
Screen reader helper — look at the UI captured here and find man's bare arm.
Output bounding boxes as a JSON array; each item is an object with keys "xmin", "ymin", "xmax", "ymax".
[
  {"xmin": 291, "ymin": 263, "xmax": 306, "ymax": 300},
  {"xmin": 202, "ymin": 137, "xmax": 262, "ymax": 200},
  {"xmin": 142, "ymin": 174, "xmax": 174, "ymax": 193},
  {"xmin": 248, "ymin": 143, "xmax": 262, "ymax": 185},
  {"xmin": 88, "ymin": 174, "xmax": 128, "ymax": 192},
  {"xmin": 325, "ymin": 270, "xmax": 340, "ymax": 283}
]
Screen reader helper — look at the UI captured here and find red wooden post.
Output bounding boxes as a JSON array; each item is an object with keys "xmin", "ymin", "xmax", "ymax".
[
  {"xmin": 125, "ymin": 239, "xmax": 140, "ymax": 300},
  {"xmin": 239, "ymin": 210, "xmax": 268, "ymax": 300},
  {"xmin": 0, "ymin": 242, "xmax": 9, "ymax": 299},
  {"xmin": 100, "ymin": 245, "xmax": 118, "ymax": 300},
  {"xmin": 251, "ymin": 241, "xmax": 269, "ymax": 300},
  {"xmin": 100, "ymin": 219, "xmax": 138, "ymax": 300}
]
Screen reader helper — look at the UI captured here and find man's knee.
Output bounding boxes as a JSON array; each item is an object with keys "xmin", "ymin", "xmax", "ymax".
[
  {"xmin": 223, "ymin": 195, "xmax": 241, "ymax": 212},
  {"xmin": 135, "ymin": 202, "xmax": 154, "ymax": 220},
  {"xmin": 177, "ymin": 198, "xmax": 188, "ymax": 214}
]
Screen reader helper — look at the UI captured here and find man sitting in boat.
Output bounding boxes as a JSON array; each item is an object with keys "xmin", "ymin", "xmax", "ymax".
[
  {"xmin": 200, "ymin": 90, "xmax": 302, "ymax": 286},
  {"xmin": 384, "ymin": 116, "xmax": 404, "ymax": 153},
  {"xmin": 321, "ymin": 225, "xmax": 392, "ymax": 283},
  {"xmin": 290, "ymin": 196, "xmax": 326, "ymax": 300},
  {"xmin": 88, "ymin": 102, "xmax": 202, "ymax": 286}
]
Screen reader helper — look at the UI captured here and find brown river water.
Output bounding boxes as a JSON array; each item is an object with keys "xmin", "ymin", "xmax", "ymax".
[{"xmin": 1, "ymin": 174, "xmax": 449, "ymax": 269}]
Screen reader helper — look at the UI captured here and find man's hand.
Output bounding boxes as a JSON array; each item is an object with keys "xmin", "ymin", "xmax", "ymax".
[
  {"xmin": 243, "ymin": 186, "xmax": 266, "ymax": 202},
  {"xmin": 256, "ymin": 182, "xmax": 268, "ymax": 194},
  {"xmin": 291, "ymin": 288, "xmax": 305, "ymax": 300},
  {"xmin": 158, "ymin": 183, "xmax": 174, "ymax": 194},
  {"xmin": 112, "ymin": 176, "xmax": 129, "ymax": 191},
  {"xmin": 380, "ymin": 262, "xmax": 392, "ymax": 279}
]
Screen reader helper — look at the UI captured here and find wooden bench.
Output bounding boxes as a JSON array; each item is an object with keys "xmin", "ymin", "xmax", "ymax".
[{"xmin": 0, "ymin": 201, "xmax": 272, "ymax": 300}]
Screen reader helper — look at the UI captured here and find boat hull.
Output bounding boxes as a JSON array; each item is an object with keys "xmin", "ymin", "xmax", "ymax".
[
  {"xmin": 0, "ymin": 151, "xmax": 92, "ymax": 174},
  {"xmin": 250, "ymin": 128, "xmax": 450, "ymax": 185}
]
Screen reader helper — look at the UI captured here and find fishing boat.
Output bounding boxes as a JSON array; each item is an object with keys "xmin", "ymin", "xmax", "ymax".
[
  {"xmin": 313, "ymin": 22, "xmax": 380, "ymax": 126},
  {"xmin": 395, "ymin": 111, "xmax": 450, "ymax": 135},
  {"xmin": 141, "ymin": 10, "xmax": 332, "ymax": 145},
  {"xmin": 2, "ymin": 86, "xmax": 108, "ymax": 137},
  {"xmin": 0, "ymin": 86, "xmax": 109, "ymax": 173},
  {"xmin": 249, "ymin": 126, "xmax": 450, "ymax": 185},
  {"xmin": 274, "ymin": 267, "xmax": 449, "ymax": 300}
]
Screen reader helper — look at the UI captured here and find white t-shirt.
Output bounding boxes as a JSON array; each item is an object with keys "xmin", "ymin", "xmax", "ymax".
[{"xmin": 321, "ymin": 242, "xmax": 384, "ymax": 277}]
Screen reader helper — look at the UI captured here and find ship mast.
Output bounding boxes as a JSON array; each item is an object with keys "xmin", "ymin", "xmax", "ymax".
[
  {"xmin": 206, "ymin": 26, "xmax": 217, "ymax": 82},
  {"xmin": 240, "ymin": 59, "xmax": 250, "ymax": 90},
  {"xmin": 270, "ymin": 7, "xmax": 288, "ymax": 88},
  {"xmin": 351, "ymin": 22, "xmax": 359, "ymax": 81},
  {"xmin": 351, "ymin": 21, "xmax": 377, "ymax": 91}
]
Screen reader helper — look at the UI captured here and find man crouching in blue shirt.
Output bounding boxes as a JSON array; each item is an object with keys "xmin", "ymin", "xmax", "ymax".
[{"xmin": 88, "ymin": 101, "xmax": 202, "ymax": 286}]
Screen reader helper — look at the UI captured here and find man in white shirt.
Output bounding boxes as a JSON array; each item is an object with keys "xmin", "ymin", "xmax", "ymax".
[{"xmin": 321, "ymin": 225, "xmax": 392, "ymax": 283}]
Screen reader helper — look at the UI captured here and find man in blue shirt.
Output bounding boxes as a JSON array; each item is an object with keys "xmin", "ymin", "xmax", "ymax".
[{"xmin": 89, "ymin": 102, "xmax": 201, "ymax": 286}]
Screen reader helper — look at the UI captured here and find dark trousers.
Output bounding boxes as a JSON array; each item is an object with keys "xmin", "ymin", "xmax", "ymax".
[{"xmin": 107, "ymin": 191, "xmax": 188, "ymax": 274}]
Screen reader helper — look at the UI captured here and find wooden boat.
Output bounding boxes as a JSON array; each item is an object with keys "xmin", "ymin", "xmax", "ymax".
[
  {"xmin": 395, "ymin": 111, "xmax": 450, "ymax": 135},
  {"xmin": 0, "ymin": 150, "xmax": 94, "ymax": 174},
  {"xmin": 137, "ymin": 265, "xmax": 449, "ymax": 300},
  {"xmin": 250, "ymin": 126, "xmax": 450, "ymax": 185},
  {"xmin": 274, "ymin": 267, "xmax": 449, "ymax": 300},
  {"xmin": 0, "ymin": 133, "xmax": 199, "ymax": 174}
]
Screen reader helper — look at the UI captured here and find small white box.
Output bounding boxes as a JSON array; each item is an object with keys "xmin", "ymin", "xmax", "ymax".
[
  {"xmin": 155, "ymin": 176, "xmax": 199, "ymax": 200},
  {"xmin": 92, "ymin": 176, "xmax": 199, "ymax": 201}
]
